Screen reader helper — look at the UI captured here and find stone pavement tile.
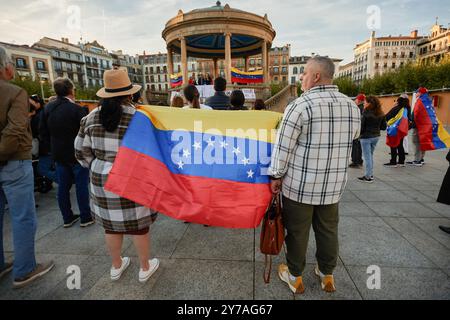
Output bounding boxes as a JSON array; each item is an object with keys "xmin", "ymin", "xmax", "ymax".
[
  {"xmin": 364, "ymin": 202, "xmax": 442, "ymax": 218},
  {"xmin": 0, "ymin": 254, "xmax": 89, "ymax": 300},
  {"xmin": 35, "ymin": 223, "xmax": 105, "ymax": 255},
  {"xmin": 346, "ymin": 180, "xmax": 396, "ymax": 192},
  {"xmin": 408, "ymin": 218, "xmax": 450, "ymax": 250},
  {"xmin": 123, "ymin": 215, "xmax": 189, "ymax": 259},
  {"xmin": 398, "ymin": 190, "xmax": 438, "ymax": 202},
  {"xmin": 421, "ymin": 202, "xmax": 450, "ymax": 218},
  {"xmin": 338, "ymin": 217, "xmax": 434, "ymax": 268},
  {"xmin": 339, "ymin": 202, "xmax": 377, "ymax": 217},
  {"xmin": 351, "ymin": 190, "xmax": 415, "ymax": 202},
  {"xmin": 410, "ymin": 184, "xmax": 443, "ymax": 191},
  {"xmin": 382, "ymin": 218, "xmax": 450, "ymax": 273},
  {"xmin": 45, "ymin": 255, "xmax": 111, "ymax": 299},
  {"xmin": 346, "ymin": 266, "xmax": 450, "ymax": 300},
  {"xmin": 82, "ymin": 257, "xmax": 169, "ymax": 300},
  {"xmin": 172, "ymin": 224, "xmax": 254, "ymax": 261},
  {"xmin": 147, "ymin": 258, "xmax": 253, "ymax": 300},
  {"xmin": 340, "ymin": 191, "xmax": 360, "ymax": 203}
]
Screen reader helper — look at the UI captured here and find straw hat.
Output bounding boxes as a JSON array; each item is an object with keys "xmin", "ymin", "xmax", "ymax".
[{"xmin": 96, "ymin": 69, "xmax": 141, "ymax": 98}]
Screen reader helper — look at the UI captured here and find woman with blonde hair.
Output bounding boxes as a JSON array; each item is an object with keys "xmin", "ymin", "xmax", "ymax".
[{"xmin": 75, "ymin": 69, "xmax": 159, "ymax": 283}]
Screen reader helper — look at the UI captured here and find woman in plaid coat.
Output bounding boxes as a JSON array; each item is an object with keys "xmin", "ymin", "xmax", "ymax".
[{"xmin": 75, "ymin": 69, "xmax": 159, "ymax": 283}]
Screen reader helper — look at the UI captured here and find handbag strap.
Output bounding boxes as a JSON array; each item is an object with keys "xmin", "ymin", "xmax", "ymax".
[{"xmin": 263, "ymin": 254, "xmax": 272, "ymax": 284}]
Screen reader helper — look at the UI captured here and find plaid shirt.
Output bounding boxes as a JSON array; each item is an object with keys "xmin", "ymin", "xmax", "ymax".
[
  {"xmin": 269, "ymin": 85, "xmax": 361, "ymax": 205},
  {"xmin": 75, "ymin": 104, "xmax": 156, "ymax": 232}
]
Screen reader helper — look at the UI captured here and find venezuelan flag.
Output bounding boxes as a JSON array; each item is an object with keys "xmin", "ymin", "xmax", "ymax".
[
  {"xmin": 170, "ymin": 73, "xmax": 183, "ymax": 88},
  {"xmin": 105, "ymin": 106, "xmax": 282, "ymax": 229},
  {"xmin": 386, "ymin": 108, "xmax": 409, "ymax": 148},
  {"xmin": 231, "ymin": 68, "xmax": 263, "ymax": 84},
  {"xmin": 414, "ymin": 93, "xmax": 450, "ymax": 151}
]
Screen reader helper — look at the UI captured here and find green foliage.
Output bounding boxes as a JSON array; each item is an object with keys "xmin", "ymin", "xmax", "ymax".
[
  {"xmin": 270, "ymin": 82, "xmax": 284, "ymax": 96},
  {"xmin": 10, "ymin": 76, "xmax": 52, "ymax": 98},
  {"xmin": 335, "ymin": 59, "xmax": 450, "ymax": 97},
  {"xmin": 75, "ymin": 85, "xmax": 101, "ymax": 100},
  {"xmin": 333, "ymin": 77, "xmax": 359, "ymax": 97}
]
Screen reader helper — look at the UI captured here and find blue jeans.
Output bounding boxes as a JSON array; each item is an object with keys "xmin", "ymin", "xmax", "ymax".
[
  {"xmin": 0, "ymin": 160, "xmax": 37, "ymax": 278},
  {"xmin": 38, "ymin": 155, "xmax": 57, "ymax": 183},
  {"xmin": 55, "ymin": 163, "xmax": 91, "ymax": 224},
  {"xmin": 360, "ymin": 137, "xmax": 379, "ymax": 178}
]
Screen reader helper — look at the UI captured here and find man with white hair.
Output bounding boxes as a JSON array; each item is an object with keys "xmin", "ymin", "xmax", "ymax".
[
  {"xmin": 0, "ymin": 47, "xmax": 54, "ymax": 287},
  {"xmin": 269, "ymin": 56, "xmax": 361, "ymax": 294}
]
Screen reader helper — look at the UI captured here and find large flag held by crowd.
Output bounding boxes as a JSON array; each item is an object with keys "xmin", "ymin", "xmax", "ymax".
[
  {"xmin": 386, "ymin": 107, "xmax": 409, "ymax": 148},
  {"xmin": 105, "ymin": 106, "xmax": 282, "ymax": 228},
  {"xmin": 414, "ymin": 92, "xmax": 450, "ymax": 151}
]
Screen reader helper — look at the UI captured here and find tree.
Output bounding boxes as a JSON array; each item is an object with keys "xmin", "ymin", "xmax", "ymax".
[
  {"xmin": 10, "ymin": 76, "xmax": 52, "ymax": 98},
  {"xmin": 333, "ymin": 77, "xmax": 359, "ymax": 97}
]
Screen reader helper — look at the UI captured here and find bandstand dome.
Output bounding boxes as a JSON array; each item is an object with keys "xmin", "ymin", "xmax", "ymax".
[{"xmin": 162, "ymin": 1, "xmax": 276, "ymax": 85}]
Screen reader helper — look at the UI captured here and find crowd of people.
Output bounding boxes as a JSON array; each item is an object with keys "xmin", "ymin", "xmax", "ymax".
[
  {"xmin": 171, "ymin": 76, "xmax": 267, "ymax": 111},
  {"xmin": 0, "ymin": 45, "xmax": 448, "ymax": 294}
]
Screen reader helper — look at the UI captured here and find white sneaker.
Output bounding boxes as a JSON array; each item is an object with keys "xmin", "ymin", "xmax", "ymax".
[
  {"xmin": 110, "ymin": 257, "xmax": 130, "ymax": 281},
  {"xmin": 139, "ymin": 258, "xmax": 160, "ymax": 283}
]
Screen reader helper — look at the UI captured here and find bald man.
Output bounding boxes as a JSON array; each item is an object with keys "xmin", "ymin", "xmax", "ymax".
[{"xmin": 269, "ymin": 56, "xmax": 361, "ymax": 294}]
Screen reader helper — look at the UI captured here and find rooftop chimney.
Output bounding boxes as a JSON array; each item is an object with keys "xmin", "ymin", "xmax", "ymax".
[{"xmin": 411, "ymin": 30, "xmax": 418, "ymax": 38}]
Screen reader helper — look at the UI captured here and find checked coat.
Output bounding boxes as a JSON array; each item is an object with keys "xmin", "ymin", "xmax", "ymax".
[
  {"xmin": 269, "ymin": 85, "xmax": 361, "ymax": 205},
  {"xmin": 75, "ymin": 104, "xmax": 156, "ymax": 232}
]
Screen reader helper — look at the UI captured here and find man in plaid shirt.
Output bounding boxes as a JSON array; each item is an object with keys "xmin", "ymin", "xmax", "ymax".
[{"xmin": 269, "ymin": 56, "xmax": 361, "ymax": 294}]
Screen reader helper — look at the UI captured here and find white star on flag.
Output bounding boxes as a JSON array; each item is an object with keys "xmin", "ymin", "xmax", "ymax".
[
  {"xmin": 192, "ymin": 141, "xmax": 201, "ymax": 151},
  {"xmin": 241, "ymin": 157, "xmax": 250, "ymax": 165},
  {"xmin": 232, "ymin": 147, "xmax": 241, "ymax": 155},
  {"xmin": 247, "ymin": 169, "xmax": 254, "ymax": 178},
  {"xmin": 220, "ymin": 140, "xmax": 229, "ymax": 148},
  {"xmin": 182, "ymin": 149, "xmax": 191, "ymax": 158},
  {"xmin": 177, "ymin": 160, "xmax": 184, "ymax": 169},
  {"xmin": 207, "ymin": 138, "xmax": 215, "ymax": 147}
]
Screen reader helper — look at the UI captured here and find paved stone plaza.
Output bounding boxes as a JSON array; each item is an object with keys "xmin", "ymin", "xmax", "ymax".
[{"xmin": 0, "ymin": 136, "xmax": 449, "ymax": 300}]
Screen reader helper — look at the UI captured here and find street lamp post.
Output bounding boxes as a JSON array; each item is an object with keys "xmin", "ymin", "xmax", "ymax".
[{"xmin": 38, "ymin": 74, "xmax": 45, "ymax": 101}]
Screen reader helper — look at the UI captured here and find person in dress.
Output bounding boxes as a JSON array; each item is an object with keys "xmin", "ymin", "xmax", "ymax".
[{"xmin": 75, "ymin": 69, "xmax": 159, "ymax": 283}]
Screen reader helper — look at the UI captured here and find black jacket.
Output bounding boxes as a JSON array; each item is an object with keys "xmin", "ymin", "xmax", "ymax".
[
  {"xmin": 30, "ymin": 108, "xmax": 50, "ymax": 156},
  {"xmin": 205, "ymin": 92, "xmax": 231, "ymax": 110},
  {"xmin": 40, "ymin": 97, "xmax": 88, "ymax": 165},
  {"xmin": 360, "ymin": 109, "xmax": 386, "ymax": 139}
]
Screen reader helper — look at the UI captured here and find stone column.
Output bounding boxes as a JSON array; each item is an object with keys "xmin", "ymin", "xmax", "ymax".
[
  {"xmin": 213, "ymin": 58, "xmax": 218, "ymax": 79},
  {"xmin": 225, "ymin": 32, "xmax": 232, "ymax": 84},
  {"xmin": 262, "ymin": 40, "xmax": 268, "ymax": 85},
  {"xmin": 180, "ymin": 36, "xmax": 188, "ymax": 85},
  {"xmin": 167, "ymin": 47, "xmax": 174, "ymax": 76},
  {"xmin": 244, "ymin": 56, "xmax": 249, "ymax": 72}
]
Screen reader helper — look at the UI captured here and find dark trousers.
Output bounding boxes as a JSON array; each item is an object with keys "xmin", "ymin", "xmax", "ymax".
[
  {"xmin": 282, "ymin": 196, "xmax": 339, "ymax": 276},
  {"xmin": 390, "ymin": 138, "xmax": 405, "ymax": 165},
  {"xmin": 351, "ymin": 139, "xmax": 363, "ymax": 164},
  {"xmin": 55, "ymin": 162, "xmax": 91, "ymax": 224}
]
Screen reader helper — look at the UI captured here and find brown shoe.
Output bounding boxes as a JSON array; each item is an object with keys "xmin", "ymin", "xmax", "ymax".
[
  {"xmin": 0, "ymin": 262, "xmax": 13, "ymax": 280},
  {"xmin": 278, "ymin": 264, "xmax": 305, "ymax": 294},
  {"xmin": 13, "ymin": 261, "xmax": 55, "ymax": 289},
  {"xmin": 314, "ymin": 265, "xmax": 336, "ymax": 293}
]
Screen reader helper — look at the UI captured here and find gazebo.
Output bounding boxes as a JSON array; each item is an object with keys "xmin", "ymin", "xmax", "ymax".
[{"xmin": 162, "ymin": 1, "xmax": 276, "ymax": 87}]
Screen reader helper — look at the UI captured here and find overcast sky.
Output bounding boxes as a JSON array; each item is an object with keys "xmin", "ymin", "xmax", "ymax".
[{"xmin": 1, "ymin": 0, "xmax": 449, "ymax": 64}]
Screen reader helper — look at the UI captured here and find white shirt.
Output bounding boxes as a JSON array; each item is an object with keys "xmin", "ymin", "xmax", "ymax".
[{"xmin": 183, "ymin": 104, "xmax": 212, "ymax": 110}]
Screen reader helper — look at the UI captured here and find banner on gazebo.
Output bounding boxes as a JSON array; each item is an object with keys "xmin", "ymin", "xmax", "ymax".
[
  {"xmin": 231, "ymin": 68, "xmax": 263, "ymax": 84},
  {"xmin": 170, "ymin": 73, "xmax": 183, "ymax": 88}
]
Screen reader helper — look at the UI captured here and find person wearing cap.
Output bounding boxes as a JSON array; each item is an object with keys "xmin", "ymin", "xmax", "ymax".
[
  {"xmin": 349, "ymin": 93, "xmax": 365, "ymax": 168},
  {"xmin": 40, "ymin": 78, "xmax": 93, "ymax": 228},
  {"xmin": 0, "ymin": 46, "xmax": 54, "ymax": 288},
  {"xmin": 406, "ymin": 87, "xmax": 428, "ymax": 167},
  {"xmin": 74, "ymin": 69, "xmax": 159, "ymax": 283}
]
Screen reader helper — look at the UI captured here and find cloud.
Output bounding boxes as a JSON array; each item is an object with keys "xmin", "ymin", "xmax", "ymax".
[{"xmin": 0, "ymin": 0, "xmax": 448, "ymax": 63}]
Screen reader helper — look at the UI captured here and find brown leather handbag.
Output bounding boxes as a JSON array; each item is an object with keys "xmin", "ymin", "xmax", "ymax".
[{"xmin": 260, "ymin": 194, "xmax": 285, "ymax": 283}]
